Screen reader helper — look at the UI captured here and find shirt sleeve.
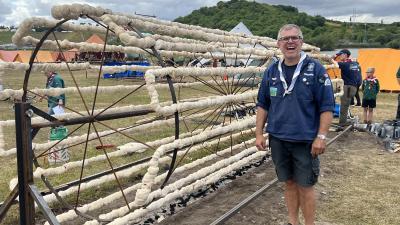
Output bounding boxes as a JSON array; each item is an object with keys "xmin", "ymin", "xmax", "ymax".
[
  {"xmin": 376, "ymin": 79, "xmax": 380, "ymax": 93},
  {"xmin": 315, "ymin": 64, "xmax": 335, "ymax": 113},
  {"xmin": 357, "ymin": 66, "xmax": 362, "ymax": 86},
  {"xmin": 256, "ymin": 68, "xmax": 271, "ymax": 111}
]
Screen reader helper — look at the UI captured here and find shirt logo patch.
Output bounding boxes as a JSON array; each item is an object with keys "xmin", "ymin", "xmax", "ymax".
[
  {"xmin": 324, "ymin": 79, "xmax": 331, "ymax": 86},
  {"xmin": 270, "ymin": 87, "xmax": 278, "ymax": 96},
  {"xmin": 304, "ymin": 73, "xmax": 314, "ymax": 76},
  {"xmin": 307, "ymin": 63, "xmax": 315, "ymax": 71}
]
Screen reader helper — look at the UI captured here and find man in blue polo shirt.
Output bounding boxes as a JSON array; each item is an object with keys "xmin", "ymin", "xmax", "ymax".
[
  {"xmin": 255, "ymin": 24, "xmax": 334, "ymax": 225},
  {"xmin": 334, "ymin": 49, "xmax": 361, "ymax": 125}
]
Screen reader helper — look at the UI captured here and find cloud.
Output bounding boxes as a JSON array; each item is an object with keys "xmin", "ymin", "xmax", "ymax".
[
  {"xmin": 0, "ymin": 0, "xmax": 399, "ymax": 26},
  {"xmin": 258, "ymin": 0, "xmax": 400, "ymax": 23},
  {"xmin": 0, "ymin": 0, "xmax": 12, "ymax": 25}
]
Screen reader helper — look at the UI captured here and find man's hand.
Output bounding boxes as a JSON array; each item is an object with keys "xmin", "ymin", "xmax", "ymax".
[
  {"xmin": 311, "ymin": 137, "xmax": 326, "ymax": 158},
  {"xmin": 255, "ymin": 134, "xmax": 267, "ymax": 151}
]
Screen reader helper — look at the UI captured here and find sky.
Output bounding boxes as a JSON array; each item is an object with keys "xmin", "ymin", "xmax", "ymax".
[{"xmin": 0, "ymin": 0, "xmax": 399, "ymax": 27}]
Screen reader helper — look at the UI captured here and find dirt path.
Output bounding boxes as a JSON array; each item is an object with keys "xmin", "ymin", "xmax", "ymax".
[{"xmin": 157, "ymin": 131, "xmax": 400, "ymax": 225}]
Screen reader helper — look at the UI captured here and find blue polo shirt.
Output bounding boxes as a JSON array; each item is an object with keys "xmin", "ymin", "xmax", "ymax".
[
  {"xmin": 257, "ymin": 56, "xmax": 334, "ymax": 142},
  {"xmin": 338, "ymin": 61, "xmax": 362, "ymax": 87}
]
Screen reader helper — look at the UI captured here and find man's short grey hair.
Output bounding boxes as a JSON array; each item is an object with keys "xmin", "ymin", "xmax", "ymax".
[{"xmin": 277, "ymin": 24, "xmax": 303, "ymax": 40}]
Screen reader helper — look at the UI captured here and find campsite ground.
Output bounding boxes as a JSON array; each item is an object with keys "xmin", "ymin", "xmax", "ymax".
[
  {"xmin": 157, "ymin": 100, "xmax": 400, "ymax": 225},
  {"xmin": 0, "ymin": 69, "xmax": 399, "ymax": 225},
  {"xmin": 157, "ymin": 128, "xmax": 400, "ymax": 225}
]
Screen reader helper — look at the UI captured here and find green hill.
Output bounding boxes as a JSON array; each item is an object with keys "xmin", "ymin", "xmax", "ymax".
[
  {"xmin": 1, "ymin": 0, "xmax": 400, "ymax": 51},
  {"xmin": 174, "ymin": 0, "xmax": 400, "ymax": 50}
]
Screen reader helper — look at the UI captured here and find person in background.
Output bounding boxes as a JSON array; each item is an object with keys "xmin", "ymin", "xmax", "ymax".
[
  {"xmin": 361, "ymin": 67, "xmax": 380, "ymax": 124},
  {"xmin": 396, "ymin": 66, "xmax": 400, "ymax": 120},
  {"xmin": 255, "ymin": 24, "xmax": 334, "ymax": 225},
  {"xmin": 351, "ymin": 61, "xmax": 362, "ymax": 106},
  {"xmin": 334, "ymin": 49, "xmax": 361, "ymax": 126},
  {"xmin": 44, "ymin": 71, "xmax": 66, "ymax": 115}
]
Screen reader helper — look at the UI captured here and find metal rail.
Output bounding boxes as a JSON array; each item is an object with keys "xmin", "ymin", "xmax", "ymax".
[
  {"xmin": 210, "ymin": 178, "xmax": 278, "ymax": 225},
  {"xmin": 209, "ymin": 124, "xmax": 353, "ymax": 225}
]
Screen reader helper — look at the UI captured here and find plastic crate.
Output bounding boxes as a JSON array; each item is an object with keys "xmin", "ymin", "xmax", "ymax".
[
  {"xmin": 334, "ymin": 104, "xmax": 340, "ymax": 118},
  {"xmin": 48, "ymin": 126, "xmax": 69, "ymax": 164}
]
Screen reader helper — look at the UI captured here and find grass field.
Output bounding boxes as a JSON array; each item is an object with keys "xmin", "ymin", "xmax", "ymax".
[
  {"xmin": 1, "ymin": 67, "xmax": 399, "ymax": 224},
  {"xmin": 0, "ymin": 67, "xmax": 259, "ymax": 224}
]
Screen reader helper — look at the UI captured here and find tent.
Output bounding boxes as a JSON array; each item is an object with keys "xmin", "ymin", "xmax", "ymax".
[
  {"xmin": 86, "ymin": 34, "xmax": 105, "ymax": 45},
  {"xmin": 357, "ymin": 48, "xmax": 400, "ymax": 92},
  {"xmin": 0, "ymin": 50, "xmax": 21, "ymax": 62},
  {"xmin": 16, "ymin": 50, "xmax": 56, "ymax": 63},
  {"xmin": 36, "ymin": 50, "xmax": 56, "ymax": 62},
  {"xmin": 77, "ymin": 34, "xmax": 124, "ymax": 62},
  {"xmin": 194, "ymin": 22, "xmax": 264, "ymax": 67},
  {"xmin": 52, "ymin": 49, "xmax": 78, "ymax": 62}
]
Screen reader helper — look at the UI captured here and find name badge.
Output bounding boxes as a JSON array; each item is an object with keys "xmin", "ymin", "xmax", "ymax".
[{"xmin": 270, "ymin": 87, "xmax": 277, "ymax": 96}]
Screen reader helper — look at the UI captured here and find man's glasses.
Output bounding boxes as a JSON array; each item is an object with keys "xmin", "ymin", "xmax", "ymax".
[{"xmin": 278, "ymin": 36, "xmax": 302, "ymax": 42}]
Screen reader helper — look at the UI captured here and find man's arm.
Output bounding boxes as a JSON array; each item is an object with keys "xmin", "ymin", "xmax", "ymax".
[
  {"xmin": 255, "ymin": 106, "xmax": 268, "ymax": 151},
  {"xmin": 311, "ymin": 111, "xmax": 333, "ymax": 157}
]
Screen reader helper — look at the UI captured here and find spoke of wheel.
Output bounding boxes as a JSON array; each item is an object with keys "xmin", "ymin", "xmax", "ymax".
[
  {"xmin": 38, "ymin": 116, "xmax": 162, "ymax": 158},
  {"xmin": 233, "ymin": 73, "xmax": 256, "ymax": 95},
  {"xmin": 244, "ymin": 43, "xmax": 257, "ymax": 67},
  {"xmin": 227, "ymin": 103, "xmax": 234, "ymax": 155},
  {"xmin": 225, "ymin": 73, "xmax": 231, "ymax": 96},
  {"xmin": 36, "ymin": 123, "xmax": 85, "ymax": 158},
  {"xmin": 28, "ymin": 90, "xmax": 156, "ymax": 152},
  {"xmin": 232, "ymin": 69, "xmax": 253, "ymax": 94},
  {"xmin": 232, "ymin": 57, "xmax": 266, "ymax": 94},
  {"xmin": 231, "ymin": 103, "xmax": 252, "ymax": 150},
  {"xmin": 203, "ymin": 104, "xmax": 226, "ymax": 131},
  {"xmin": 191, "ymin": 105, "xmax": 224, "ymax": 132},
  {"xmin": 94, "ymin": 83, "xmax": 146, "ymax": 118},
  {"xmin": 202, "ymin": 143, "xmax": 223, "ymax": 157},
  {"xmin": 184, "ymin": 85, "xmax": 221, "ymax": 96},
  {"xmin": 181, "ymin": 116, "xmax": 191, "ymax": 133},
  {"xmin": 210, "ymin": 75, "xmax": 228, "ymax": 95},
  {"xmin": 208, "ymin": 52, "xmax": 222, "ymax": 94},
  {"xmin": 177, "ymin": 75, "xmax": 185, "ymax": 134},
  {"xmin": 231, "ymin": 74, "xmax": 243, "ymax": 95},
  {"xmin": 75, "ymin": 122, "xmax": 92, "ymax": 208},
  {"xmin": 95, "ymin": 119, "xmax": 156, "ymax": 150},
  {"xmin": 31, "ymin": 157, "xmax": 110, "ymax": 223},
  {"xmin": 222, "ymin": 43, "xmax": 227, "ymax": 68},
  {"xmin": 52, "ymin": 32, "xmax": 91, "ymax": 116},
  {"xmin": 180, "ymin": 107, "xmax": 215, "ymax": 133},
  {"xmin": 234, "ymin": 42, "xmax": 239, "ymax": 68},
  {"xmin": 212, "ymin": 74, "xmax": 228, "ymax": 95},
  {"xmin": 90, "ymin": 27, "xmax": 110, "ymax": 117},
  {"xmin": 177, "ymin": 76, "xmax": 184, "ymax": 102},
  {"xmin": 90, "ymin": 123, "xmax": 130, "ymax": 210},
  {"xmin": 85, "ymin": 15, "xmax": 116, "ymax": 34},
  {"xmin": 190, "ymin": 75, "xmax": 226, "ymax": 95},
  {"xmin": 213, "ymin": 105, "xmax": 230, "ymax": 154},
  {"xmin": 168, "ymin": 144, "xmax": 194, "ymax": 176}
]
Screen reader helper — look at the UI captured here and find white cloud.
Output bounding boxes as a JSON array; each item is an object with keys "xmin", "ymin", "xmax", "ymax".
[{"xmin": 0, "ymin": 0, "xmax": 399, "ymax": 26}]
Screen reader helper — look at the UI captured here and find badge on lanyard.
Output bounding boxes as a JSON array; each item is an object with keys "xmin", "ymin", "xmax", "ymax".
[{"xmin": 270, "ymin": 87, "xmax": 277, "ymax": 96}]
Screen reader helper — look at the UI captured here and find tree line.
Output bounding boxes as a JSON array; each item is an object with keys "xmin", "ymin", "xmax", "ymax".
[{"xmin": 174, "ymin": 0, "xmax": 400, "ymax": 50}]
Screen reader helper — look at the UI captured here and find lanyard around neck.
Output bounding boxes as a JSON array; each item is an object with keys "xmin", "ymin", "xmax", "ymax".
[{"xmin": 278, "ymin": 52, "xmax": 306, "ymax": 96}]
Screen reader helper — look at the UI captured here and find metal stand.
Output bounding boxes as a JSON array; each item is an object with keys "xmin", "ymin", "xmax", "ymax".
[{"xmin": 0, "ymin": 102, "xmax": 59, "ymax": 225}]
